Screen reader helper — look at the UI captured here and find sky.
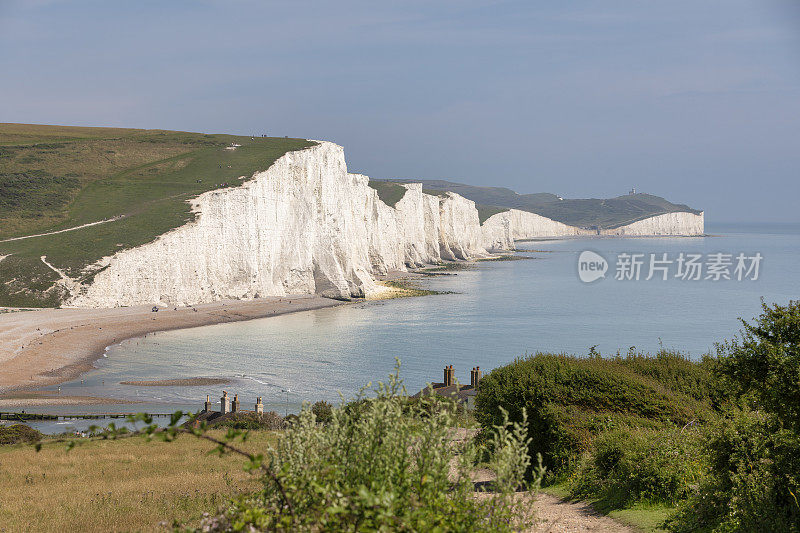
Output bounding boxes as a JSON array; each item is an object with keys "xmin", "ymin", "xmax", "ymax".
[{"xmin": 2, "ymin": 1, "xmax": 799, "ymax": 223}]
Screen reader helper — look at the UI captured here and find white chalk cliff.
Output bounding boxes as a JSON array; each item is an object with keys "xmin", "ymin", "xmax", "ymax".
[
  {"xmin": 598, "ymin": 211, "xmax": 705, "ymax": 236},
  {"xmin": 68, "ymin": 142, "xmax": 704, "ymax": 307}
]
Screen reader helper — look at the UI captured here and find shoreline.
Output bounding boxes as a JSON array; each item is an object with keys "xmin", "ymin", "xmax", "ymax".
[
  {"xmin": 0, "ymin": 264, "xmax": 487, "ymax": 407},
  {"xmin": 0, "ymin": 295, "xmax": 346, "ymax": 398}
]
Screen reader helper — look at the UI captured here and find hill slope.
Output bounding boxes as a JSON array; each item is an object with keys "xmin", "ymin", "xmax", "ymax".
[
  {"xmin": 381, "ymin": 179, "xmax": 701, "ymax": 229},
  {"xmin": 0, "ymin": 123, "xmax": 314, "ymax": 307}
]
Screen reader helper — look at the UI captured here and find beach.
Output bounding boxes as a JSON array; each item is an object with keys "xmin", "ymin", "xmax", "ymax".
[{"xmin": 0, "ymin": 295, "xmax": 344, "ymax": 398}]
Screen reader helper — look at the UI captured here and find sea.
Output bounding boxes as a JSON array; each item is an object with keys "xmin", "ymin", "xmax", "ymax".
[{"xmin": 15, "ymin": 222, "xmax": 800, "ymax": 433}]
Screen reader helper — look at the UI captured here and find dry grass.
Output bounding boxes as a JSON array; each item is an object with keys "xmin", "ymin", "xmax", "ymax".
[{"xmin": 0, "ymin": 430, "xmax": 276, "ymax": 532}]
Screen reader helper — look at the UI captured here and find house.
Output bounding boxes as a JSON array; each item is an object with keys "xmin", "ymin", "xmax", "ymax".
[{"xmin": 413, "ymin": 365, "xmax": 483, "ymax": 409}]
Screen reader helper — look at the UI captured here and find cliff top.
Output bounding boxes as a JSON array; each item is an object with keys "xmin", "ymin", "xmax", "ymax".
[
  {"xmin": 378, "ymin": 179, "xmax": 702, "ymax": 229},
  {"xmin": 0, "ymin": 123, "xmax": 315, "ymax": 307}
]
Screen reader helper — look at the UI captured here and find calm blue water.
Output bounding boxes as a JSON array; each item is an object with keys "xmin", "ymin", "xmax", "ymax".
[{"xmin": 17, "ymin": 222, "xmax": 799, "ymax": 432}]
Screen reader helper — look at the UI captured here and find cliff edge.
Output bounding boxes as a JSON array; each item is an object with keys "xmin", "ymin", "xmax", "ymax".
[{"xmin": 67, "ymin": 142, "xmax": 703, "ymax": 307}]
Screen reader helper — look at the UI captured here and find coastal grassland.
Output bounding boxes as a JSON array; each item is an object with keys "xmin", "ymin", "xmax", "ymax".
[
  {"xmin": 367, "ymin": 179, "xmax": 407, "ymax": 207},
  {"xmin": 0, "ymin": 123, "xmax": 315, "ymax": 307},
  {"xmin": 0, "ymin": 430, "xmax": 276, "ymax": 532},
  {"xmin": 477, "ymin": 205, "xmax": 509, "ymax": 224}
]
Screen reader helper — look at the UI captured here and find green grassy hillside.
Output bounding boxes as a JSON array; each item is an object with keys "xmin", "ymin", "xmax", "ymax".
[
  {"xmin": 367, "ymin": 179, "xmax": 407, "ymax": 207},
  {"xmin": 0, "ymin": 123, "xmax": 314, "ymax": 307},
  {"xmin": 381, "ymin": 179, "xmax": 701, "ymax": 229}
]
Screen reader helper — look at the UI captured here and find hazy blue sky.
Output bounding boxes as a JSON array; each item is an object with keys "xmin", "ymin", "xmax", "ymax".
[{"xmin": 2, "ymin": 1, "xmax": 799, "ymax": 222}]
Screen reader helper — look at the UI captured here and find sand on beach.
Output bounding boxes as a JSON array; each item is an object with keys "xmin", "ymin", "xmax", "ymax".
[
  {"xmin": 0, "ymin": 393, "xmax": 136, "ymax": 407},
  {"xmin": 0, "ymin": 295, "xmax": 343, "ymax": 395}
]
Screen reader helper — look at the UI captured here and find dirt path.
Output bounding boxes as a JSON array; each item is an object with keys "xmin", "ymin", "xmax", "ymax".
[
  {"xmin": 0, "ymin": 216, "xmax": 124, "ymax": 243},
  {"xmin": 531, "ymin": 493, "xmax": 637, "ymax": 532},
  {"xmin": 449, "ymin": 429, "xmax": 636, "ymax": 532}
]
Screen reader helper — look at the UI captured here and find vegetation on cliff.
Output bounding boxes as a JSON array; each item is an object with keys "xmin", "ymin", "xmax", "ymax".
[{"xmin": 0, "ymin": 123, "xmax": 314, "ymax": 307}]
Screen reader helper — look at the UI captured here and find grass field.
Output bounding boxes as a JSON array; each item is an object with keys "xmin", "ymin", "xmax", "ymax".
[
  {"xmin": 0, "ymin": 123, "xmax": 314, "ymax": 307},
  {"xmin": 0, "ymin": 430, "xmax": 275, "ymax": 532}
]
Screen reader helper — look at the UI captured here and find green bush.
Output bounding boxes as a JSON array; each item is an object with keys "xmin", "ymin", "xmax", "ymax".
[
  {"xmin": 716, "ymin": 299, "xmax": 800, "ymax": 430},
  {"xmin": 0, "ymin": 424, "xmax": 43, "ymax": 445},
  {"xmin": 667, "ymin": 410, "xmax": 800, "ymax": 532},
  {"xmin": 667, "ymin": 301, "xmax": 800, "ymax": 532},
  {"xmin": 570, "ymin": 426, "xmax": 705, "ymax": 508},
  {"xmin": 474, "ymin": 352, "xmax": 714, "ymax": 474},
  {"xmin": 197, "ymin": 370, "xmax": 540, "ymax": 532},
  {"xmin": 310, "ymin": 400, "xmax": 333, "ymax": 425},
  {"xmin": 204, "ymin": 411, "xmax": 285, "ymax": 430}
]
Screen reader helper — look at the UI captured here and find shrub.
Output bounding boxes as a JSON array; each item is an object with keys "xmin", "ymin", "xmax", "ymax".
[
  {"xmin": 667, "ymin": 301, "xmax": 800, "ymax": 532},
  {"xmin": 570, "ymin": 426, "xmax": 705, "ymax": 508},
  {"xmin": 310, "ymin": 400, "xmax": 333, "ymax": 425},
  {"xmin": 667, "ymin": 410, "xmax": 800, "ymax": 532},
  {"xmin": 0, "ymin": 424, "xmax": 43, "ymax": 445},
  {"xmin": 197, "ymin": 370, "xmax": 540, "ymax": 532},
  {"xmin": 715, "ymin": 299, "xmax": 800, "ymax": 430},
  {"xmin": 205, "ymin": 411, "xmax": 285, "ymax": 430},
  {"xmin": 474, "ymin": 352, "xmax": 713, "ymax": 475}
]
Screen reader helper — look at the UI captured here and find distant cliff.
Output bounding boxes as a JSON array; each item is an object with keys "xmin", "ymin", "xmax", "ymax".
[
  {"xmin": 66, "ymin": 142, "xmax": 702, "ymax": 307},
  {"xmin": 379, "ymin": 179, "xmax": 703, "ymax": 230}
]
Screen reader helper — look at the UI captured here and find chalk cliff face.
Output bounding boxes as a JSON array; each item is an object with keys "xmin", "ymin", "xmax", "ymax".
[
  {"xmin": 600, "ymin": 211, "xmax": 705, "ymax": 236},
  {"xmin": 68, "ymin": 142, "xmax": 704, "ymax": 308},
  {"xmin": 481, "ymin": 209, "xmax": 594, "ymax": 249}
]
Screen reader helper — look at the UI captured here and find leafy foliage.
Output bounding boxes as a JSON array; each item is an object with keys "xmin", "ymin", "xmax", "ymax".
[
  {"xmin": 571, "ymin": 426, "xmax": 705, "ymax": 509},
  {"xmin": 667, "ymin": 410, "xmax": 800, "ymax": 532},
  {"xmin": 474, "ymin": 351, "xmax": 715, "ymax": 474},
  {"xmin": 200, "ymin": 370, "xmax": 539, "ymax": 532},
  {"xmin": 667, "ymin": 301, "xmax": 800, "ymax": 532},
  {"xmin": 310, "ymin": 400, "xmax": 333, "ymax": 425},
  {"xmin": 716, "ymin": 299, "xmax": 800, "ymax": 430}
]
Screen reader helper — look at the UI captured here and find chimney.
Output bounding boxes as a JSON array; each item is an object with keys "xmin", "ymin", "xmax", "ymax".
[
  {"xmin": 443, "ymin": 365, "xmax": 450, "ymax": 387},
  {"xmin": 474, "ymin": 366, "xmax": 482, "ymax": 388},
  {"xmin": 447, "ymin": 364, "xmax": 455, "ymax": 387},
  {"xmin": 220, "ymin": 391, "xmax": 230, "ymax": 414},
  {"xmin": 255, "ymin": 396, "xmax": 264, "ymax": 414},
  {"xmin": 204, "ymin": 394, "xmax": 211, "ymax": 412},
  {"xmin": 231, "ymin": 394, "xmax": 240, "ymax": 413},
  {"xmin": 470, "ymin": 367, "xmax": 476, "ymax": 388}
]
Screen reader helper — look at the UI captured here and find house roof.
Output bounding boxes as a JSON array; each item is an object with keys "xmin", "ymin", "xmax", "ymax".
[{"xmin": 412, "ymin": 383, "xmax": 477, "ymax": 402}]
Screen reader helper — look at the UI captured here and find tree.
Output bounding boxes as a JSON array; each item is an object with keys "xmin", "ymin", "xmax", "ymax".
[{"xmin": 717, "ymin": 299, "xmax": 800, "ymax": 429}]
